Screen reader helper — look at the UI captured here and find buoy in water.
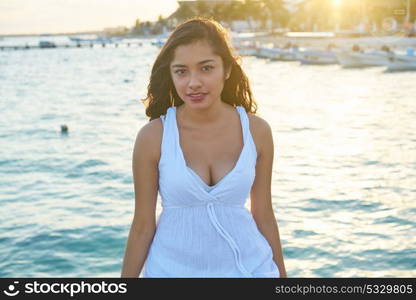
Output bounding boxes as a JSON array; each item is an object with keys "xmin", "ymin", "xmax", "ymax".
[{"xmin": 61, "ymin": 124, "xmax": 68, "ymax": 134}]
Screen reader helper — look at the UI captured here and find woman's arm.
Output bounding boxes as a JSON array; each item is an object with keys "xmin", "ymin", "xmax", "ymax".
[
  {"xmin": 121, "ymin": 120, "xmax": 162, "ymax": 278},
  {"xmin": 250, "ymin": 116, "xmax": 288, "ymax": 278}
]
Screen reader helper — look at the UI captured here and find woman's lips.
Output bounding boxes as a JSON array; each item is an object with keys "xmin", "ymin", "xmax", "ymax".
[{"xmin": 188, "ymin": 93, "xmax": 207, "ymax": 102}]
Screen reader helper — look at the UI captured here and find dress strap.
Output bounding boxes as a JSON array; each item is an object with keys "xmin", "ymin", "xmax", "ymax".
[
  {"xmin": 158, "ymin": 108, "xmax": 175, "ymax": 166},
  {"xmin": 236, "ymin": 106, "xmax": 249, "ymax": 142},
  {"xmin": 236, "ymin": 106, "xmax": 257, "ymax": 158}
]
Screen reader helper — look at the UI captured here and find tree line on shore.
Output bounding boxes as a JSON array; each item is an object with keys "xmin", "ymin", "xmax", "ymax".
[{"xmin": 125, "ymin": 0, "xmax": 415, "ymax": 36}]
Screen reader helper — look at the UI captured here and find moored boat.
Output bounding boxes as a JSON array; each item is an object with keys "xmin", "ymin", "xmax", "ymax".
[
  {"xmin": 385, "ymin": 48, "xmax": 416, "ymax": 71},
  {"xmin": 335, "ymin": 50, "xmax": 393, "ymax": 68},
  {"xmin": 296, "ymin": 49, "xmax": 339, "ymax": 65},
  {"xmin": 256, "ymin": 46, "xmax": 298, "ymax": 61}
]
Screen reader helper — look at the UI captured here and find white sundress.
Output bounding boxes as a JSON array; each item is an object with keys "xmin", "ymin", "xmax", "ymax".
[{"xmin": 142, "ymin": 105, "xmax": 280, "ymax": 278}]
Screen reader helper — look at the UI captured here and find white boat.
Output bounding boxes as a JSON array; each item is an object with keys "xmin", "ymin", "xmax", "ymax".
[
  {"xmin": 255, "ymin": 46, "xmax": 273, "ymax": 59},
  {"xmin": 256, "ymin": 47, "xmax": 298, "ymax": 61},
  {"xmin": 233, "ymin": 41, "xmax": 258, "ymax": 56},
  {"xmin": 335, "ymin": 50, "xmax": 393, "ymax": 68},
  {"xmin": 296, "ymin": 49, "xmax": 338, "ymax": 65},
  {"xmin": 236, "ymin": 47, "xmax": 258, "ymax": 56},
  {"xmin": 385, "ymin": 49, "xmax": 416, "ymax": 71}
]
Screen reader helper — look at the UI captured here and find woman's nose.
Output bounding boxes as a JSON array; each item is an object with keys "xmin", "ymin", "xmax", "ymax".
[{"xmin": 188, "ymin": 72, "xmax": 202, "ymax": 89}]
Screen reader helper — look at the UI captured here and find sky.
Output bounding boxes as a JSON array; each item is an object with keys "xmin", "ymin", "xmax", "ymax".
[{"xmin": 0, "ymin": 0, "xmax": 179, "ymax": 35}]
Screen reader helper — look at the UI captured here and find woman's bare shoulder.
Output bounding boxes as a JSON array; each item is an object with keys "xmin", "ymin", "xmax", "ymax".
[
  {"xmin": 133, "ymin": 117, "xmax": 164, "ymax": 164},
  {"xmin": 247, "ymin": 113, "xmax": 273, "ymax": 156},
  {"xmin": 247, "ymin": 113, "xmax": 271, "ymax": 130}
]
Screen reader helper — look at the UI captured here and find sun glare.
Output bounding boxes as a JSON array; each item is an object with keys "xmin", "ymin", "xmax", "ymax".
[{"xmin": 331, "ymin": 0, "xmax": 342, "ymax": 6}]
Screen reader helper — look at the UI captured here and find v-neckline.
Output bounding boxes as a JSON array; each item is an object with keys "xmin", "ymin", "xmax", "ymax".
[{"xmin": 173, "ymin": 105, "xmax": 246, "ymax": 190}]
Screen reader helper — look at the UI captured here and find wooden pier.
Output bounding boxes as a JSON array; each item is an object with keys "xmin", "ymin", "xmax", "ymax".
[{"xmin": 0, "ymin": 41, "xmax": 144, "ymax": 51}]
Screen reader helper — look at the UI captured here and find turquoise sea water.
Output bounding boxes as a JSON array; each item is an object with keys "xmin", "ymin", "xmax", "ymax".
[{"xmin": 0, "ymin": 36, "xmax": 415, "ymax": 277}]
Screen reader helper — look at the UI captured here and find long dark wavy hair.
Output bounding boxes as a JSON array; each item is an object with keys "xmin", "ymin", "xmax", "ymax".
[{"xmin": 141, "ymin": 16, "xmax": 258, "ymax": 121}]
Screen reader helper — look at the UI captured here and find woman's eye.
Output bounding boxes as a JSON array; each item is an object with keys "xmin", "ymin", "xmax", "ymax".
[{"xmin": 175, "ymin": 66, "xmax": 212, "ymax": 75}]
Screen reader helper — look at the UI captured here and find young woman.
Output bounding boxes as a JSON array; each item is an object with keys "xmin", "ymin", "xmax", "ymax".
[{"xmin": 121, "ymin": 17, "xmax": 287, "ymax": 278}]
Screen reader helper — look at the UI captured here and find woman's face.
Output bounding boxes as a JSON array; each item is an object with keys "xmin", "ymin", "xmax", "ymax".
[{"xmin": 169, "ymin": 39, "xmax": 230, "ymax": 108}]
